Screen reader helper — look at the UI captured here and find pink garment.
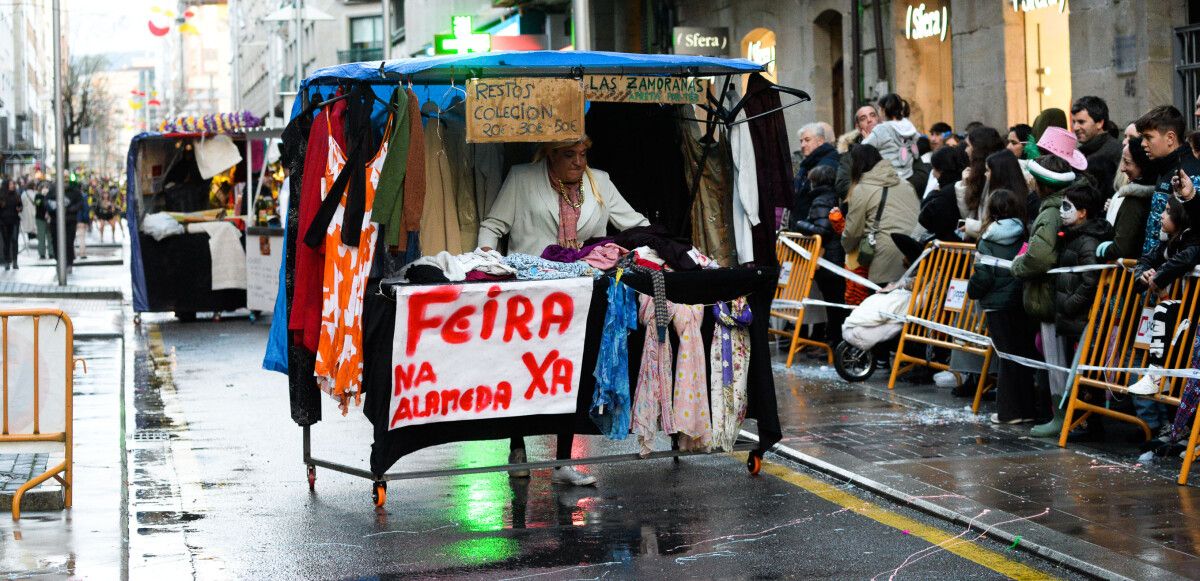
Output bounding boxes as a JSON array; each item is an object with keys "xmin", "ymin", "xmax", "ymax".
[
  {"xmin": 556, "ymin": 182, "xmax": 583, "ymax": 247},
  {"xmin": 631, "ymin": 296, "xmax": 712, "ymax": 454},
  {"xmin": 581, "ymin": 243, "xmax": 629, "ymax": 270},
  {"xmin": 671, "ymin": 303, "xmax": 711, "ymax": 451},
  {"xmin": 465, "ymin": 270, "xmax": 513, "ymax": 282}
]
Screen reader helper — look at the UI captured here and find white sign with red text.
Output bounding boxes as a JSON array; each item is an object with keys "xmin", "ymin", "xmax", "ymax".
[{"xmin": 388, "ymin": 278, "xmax": 593, "ymax": 430}]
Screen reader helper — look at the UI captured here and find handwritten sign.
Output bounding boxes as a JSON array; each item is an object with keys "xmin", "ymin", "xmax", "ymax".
[
  {"xmin": 466, "ymin": 78, "xmax": 584, "ymax": 143},
  {"xmin": 1134, "ymin": 307, "xmax": 1156, "ymax": 349},
  {"xmin": 943, "ymin": 279, "xmax": 969, "ymax": 312},
  {"xmin": 584, "ymin": 75, "xmax": 710, "ymax": 105},
  {"xmin": 389, "ymin": 278, "xmax": 593, "ymax": 429}
]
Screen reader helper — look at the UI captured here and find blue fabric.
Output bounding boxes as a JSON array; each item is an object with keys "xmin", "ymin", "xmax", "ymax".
[
  {"xmin": 591, "ymin": 279, "xmax": 637, "ymax": 439},
  {"xmin": 503, "ymin": 253, "xmax": 597, "ymax": 280},
  {"xmin": 126, "ymin": 133, "xmax": 151, "ymax": 313},
  {"xmin": 292, "ymin": 51, "xmax": 764, "ymax": 120},
  {"xmin": 262, "ymin": 218, "xmax": 290, "ymax": 374},
  {"xmin": 1141, "ymin": 191, "xmax": 1168, "ymax": 258}
]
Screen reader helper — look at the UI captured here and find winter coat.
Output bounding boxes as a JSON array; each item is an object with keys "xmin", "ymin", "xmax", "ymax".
[
  {"xmin": 1134, "ymin": 227, "xmax": 1200, "ymax": 291},
  {"xmin": 1054, "ymin": 218, "xmax": 1114, "ymax": 337},
  {"xmin": 863, "ymin": 118, "xmax": 920, "ymax": 180},
  {"xmin": 968, "ymin": 218, "xmax": 1026, "ymax": 311},
  {"xmin": 842, "ymin": 160, "xmax": 920, "ymax": 284},
  {"xmin": 1100, "ymin": 182, "xmax": 1154, "ymax": 261},
  {"xmin": 19, "ymin": 189, "xmax": 36, "ymax": 233},
  {"xmin": 1010, "ymin": 190, "xmax": 1065, "ymax": 322},
  {"xmin": 0, "ymin": 191, "xmax": 22, "ymax": 226},
  {"xmin": 1078, "ymin": 132, "xmax": 1123, "ymax": 199},
  {"xmin": 793, "ymin": 142, "xmax": 840, "ymax": 219},
  {"xmin": 835, "ymin": 133, "xmax": 865, "ymax": 200},
  {"xmin": 791, "ymin": 184, "xmax": 845, "ymax": 265},
  {"xmin": 1143, "ymin": 145, "xmax": 1200, "ymax": 258},
  {"xmin": 918, "ymin": 180, "xmax": 964, "ymax": 242}
]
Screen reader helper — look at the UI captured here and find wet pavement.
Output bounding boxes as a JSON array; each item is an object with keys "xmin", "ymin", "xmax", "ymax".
[
  {"xmin": 116, "ymin": 319, "xmax": 1080, "ymax": 579},
  {"xmin": 766, "ymin": 352, "xmax": 1200, "ymax": 579}
]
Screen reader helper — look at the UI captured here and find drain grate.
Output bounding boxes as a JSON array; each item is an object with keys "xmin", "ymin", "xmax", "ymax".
[{"xmin": 131, "ymin": 430, "xmax": 172, "ymax": 442}]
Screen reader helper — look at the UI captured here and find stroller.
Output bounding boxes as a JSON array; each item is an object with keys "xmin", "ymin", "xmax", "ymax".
[{"xmin": 833, "ymin": 289, "xmax": 911, "ymax": 382}]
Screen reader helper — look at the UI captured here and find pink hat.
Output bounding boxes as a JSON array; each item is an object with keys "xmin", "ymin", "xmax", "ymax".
[{"xmin": 1036, "ymin": 126, "xmax": 1088, "ymax": 171}]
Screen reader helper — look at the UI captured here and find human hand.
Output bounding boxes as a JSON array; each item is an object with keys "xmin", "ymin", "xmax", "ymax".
[{"xmin": 1173, "ymin": 169, "xmax": 1196, "ymax": 201}]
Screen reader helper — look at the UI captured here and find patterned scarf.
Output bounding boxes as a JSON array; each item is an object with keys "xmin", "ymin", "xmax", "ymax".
[
  {"xmin": 556, "ymin": 179, "xmax": 583, "ymax": 249},
  {"xmin": 713, "ymin": 299, "xmax": 753, "ymax": 386}
]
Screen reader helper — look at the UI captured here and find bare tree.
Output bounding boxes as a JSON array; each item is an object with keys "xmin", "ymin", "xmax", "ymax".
[{"xmin": 62, "ymin": 55, "xmax": 113, "ymax": 168}]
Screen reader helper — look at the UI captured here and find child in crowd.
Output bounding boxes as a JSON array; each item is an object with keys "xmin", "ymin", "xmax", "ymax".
[
  {"xmin": 791, "ymin": 165, "xmax": 847, "ymax": 347},
  {"xmin": 967, "ymin": 189, "xmax": 1046, "ymax": 424},
  {"xmin": 1127, "ymin": 197, "xmax": 1200, "ymax": 397}
]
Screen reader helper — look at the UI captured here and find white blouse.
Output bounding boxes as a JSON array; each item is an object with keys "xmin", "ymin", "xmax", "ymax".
[{"xmin": 477, "ymin": 159, "xmax": 649, "ymax": 256}]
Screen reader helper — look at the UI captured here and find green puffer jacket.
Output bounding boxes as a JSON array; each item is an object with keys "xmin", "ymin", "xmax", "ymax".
[
  {"xmin": 967, "ymin": 218, "xmax": 1026, "ymax": 311},
  {"xmin": 1010, "ymin": 190, "xmax": 1064, "ymax": 322}
]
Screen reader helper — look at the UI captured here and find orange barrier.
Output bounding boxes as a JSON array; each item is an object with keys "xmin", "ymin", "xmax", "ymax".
[
  {"xmin": 887, "ymin": 241, "xmax": 994, "ymax": 412},
  {"xmin": 771, "ymin": 233, "xmax": 832, "ymax": 367},
  {"xmin": 1059, "ymin": 261, "xmax": 1200, "ymax": 485},
  {"xmin": 1, "ymin": 309, "xmax": 75, "ymax": 519}
]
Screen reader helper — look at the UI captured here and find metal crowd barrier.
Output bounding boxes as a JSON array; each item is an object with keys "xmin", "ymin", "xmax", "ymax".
[
  {"xmin": 1060, "ymin": 261, "xmax": 1200, "ymax": 485},
  {"xmin": 1, "ymin": 309, "xmax": 75, "ymax": 519},
  {"xmin": 770, "ymin": 233, "xmax": 832, "ymax": 367},
  {"xmin": 887, "ymin": 241, "xmax": 995, "ymax": 412}
]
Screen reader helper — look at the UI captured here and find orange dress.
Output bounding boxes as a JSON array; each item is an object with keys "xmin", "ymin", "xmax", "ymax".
[{"xmin": 314, "ymin": 112, "xmax": 394, "ymax": 411}]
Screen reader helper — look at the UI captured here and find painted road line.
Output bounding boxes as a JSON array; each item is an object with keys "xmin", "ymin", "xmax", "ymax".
[{"xmin": 758, "ymin": 460, "xmax": 1059, "ymax": 581}]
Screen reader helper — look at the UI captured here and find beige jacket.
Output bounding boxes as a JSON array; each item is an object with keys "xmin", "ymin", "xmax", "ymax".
[
  {"xmin": 842, "ymin": 160, "xmax": 920, "ymax": 284},
  {"xmin": 478, "ymin": 159, "xmax": 648, "ymax": 256}
]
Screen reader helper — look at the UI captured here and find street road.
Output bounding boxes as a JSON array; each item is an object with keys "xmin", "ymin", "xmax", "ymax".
[{"xmin": 117, "ymin": 319, "xmax": 1083, "ymax": 579}]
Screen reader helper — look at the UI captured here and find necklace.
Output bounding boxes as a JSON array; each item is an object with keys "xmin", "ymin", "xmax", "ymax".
[{"xmin": 552, "ymin": 175, "xmax": 583, "ymax": 209}]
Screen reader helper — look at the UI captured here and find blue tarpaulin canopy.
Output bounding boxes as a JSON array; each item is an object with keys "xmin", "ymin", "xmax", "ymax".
[{"xmin": 300, "ymin": 50, "xmax": 765, "ymax": 87}]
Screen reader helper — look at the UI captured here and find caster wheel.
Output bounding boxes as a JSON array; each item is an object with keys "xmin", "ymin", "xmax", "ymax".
[
  {"xmin": 747, "ymin": 453, "xmax": 762, "ymax": 475},
  {"xmin": 372, "ymin": 482, "xmax": 387, "ymax": 507},
  {"xmin": 306, "ymin": 465, "xmax": 316, "ymax": 491},
  {"xmin": 133, "ymin": 314, "xmax": 142, "ymax": 326},
  {"xmin": 834, "ymin": 341, "xmax": 876, "ymax": 382}
]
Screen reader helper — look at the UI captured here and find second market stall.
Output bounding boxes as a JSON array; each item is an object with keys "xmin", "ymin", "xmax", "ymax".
[{"xmin": 264, "ymin": 51, "xmax": 808, "ymax": 505}]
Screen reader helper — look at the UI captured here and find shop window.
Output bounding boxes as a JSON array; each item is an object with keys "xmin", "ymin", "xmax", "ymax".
[
  {"xmin": 741, "ymin": 28, "xmax": 777, "ymax": 83},
  {"xmin": 1023, "ymin": 6, "xmax": 1071, "ymax": 117}
]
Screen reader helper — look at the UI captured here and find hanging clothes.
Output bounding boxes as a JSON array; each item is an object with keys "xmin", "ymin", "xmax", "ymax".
[
  {"xmin": 742, "ymin": 73, "xmax": 793, "ymax": 266},
  {"xmin": 671, "ymin": 302, "xmax": 711, "ymax": 451},
  {"xmin": 728, "ymin": 106, "xmax": 760, "ymax": 265},
  {"xmin": 709, "ymin": 298, "xmax": 752, "ymax": 451},
  {"xmin": 290, "ymin": 98, "xmax": 347, "ymax": 353},
  {"xmin": 439, "ymin": 103, "xmax": 479, "ymax": 250},
  {"xmin": 387, "ymin": 87, "xmax": 425, "ymax": 249},
  {"xmin": 314, "ymin": 111, "xmax": 395, "ymax": 412},
  {"xmin": 590, "ymin": 278, "xmax": 637, "ymax": 439},
  {"xmin": 372, "ymin": 87, "xmax": 412, "ymax": 249},
  {"xmin": 632, "ymin": 294, "xmax": 676, "ymax": 455},
  {"xmin": 679, "ymin": 110, "xmax": 737, "ymax": 267},
  {"xmin": 586, "ymin": 102, "xmax": 691, "ymax": 235},
  {"xmin": 418, "ymin": 113, "xmax": 463, "ymax": 255}
]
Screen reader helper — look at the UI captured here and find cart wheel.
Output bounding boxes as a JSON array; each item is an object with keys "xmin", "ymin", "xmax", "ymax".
[
  {"xmin": 372, "ymin": 481, "xmax": 387, "ymax": 507},
  {"xmin": 133, "ymin": 314, "xmax": 142, "ymax": 326},
  {"xmin": 176, "ymin": 311, "xmax": 196, "ymax": 323},
  {"xmin": 747, "ymin": 452, "xmax": 763, "ymax": 475},
  {"xmin": 306, "ymin": 465, "xmax": 316, "ymax": 491}
]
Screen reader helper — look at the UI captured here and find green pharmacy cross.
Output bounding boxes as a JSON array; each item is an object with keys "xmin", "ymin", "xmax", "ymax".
[{"xmin": 434, "ymin": 16, "xmax": 491, "ymax": 55}]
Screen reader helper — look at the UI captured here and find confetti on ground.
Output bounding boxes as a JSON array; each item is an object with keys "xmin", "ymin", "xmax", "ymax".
[
  {"xmin": 1007, "ymin": 535, "xmax": 1022, "ymax": 550},
  {"xmin": 901, "ymin": 530, "xmax": 910, "ymax": 535}
]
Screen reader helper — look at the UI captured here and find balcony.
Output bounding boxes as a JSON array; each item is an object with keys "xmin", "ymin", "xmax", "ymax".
[{"xmin": 337, "ymin": 46, "xmax": 383, "ymax": 63}]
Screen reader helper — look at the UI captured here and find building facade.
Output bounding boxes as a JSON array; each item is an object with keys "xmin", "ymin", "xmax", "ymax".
[{"xmin": 0, "ymin": 0, "xmax": 58, "ymax": 174}]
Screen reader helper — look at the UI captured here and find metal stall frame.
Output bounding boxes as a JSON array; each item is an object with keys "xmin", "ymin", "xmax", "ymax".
[
  {"xmin": 1, "ymin": 309, "xmax": 76, "ymax": 520},
  {"xmin": 289, "ymin": 51, "xmax": 806, "ymax": 506}
]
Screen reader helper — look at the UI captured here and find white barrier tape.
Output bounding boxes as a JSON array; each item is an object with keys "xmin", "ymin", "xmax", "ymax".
[
  {"xmin": 1076, "ymin": 365, "xmax": 1200, "ymax": 380},
  {"xmin": 974, "ymin": 253, "xmax": 1121, "ymax": 275},
  {"xmin": 779, "ymin": 236, "xmax": 883, "ymax": 292},
  {"xmin": 802, "ymin": 299, "xmax": 859, "ymax": 311}
]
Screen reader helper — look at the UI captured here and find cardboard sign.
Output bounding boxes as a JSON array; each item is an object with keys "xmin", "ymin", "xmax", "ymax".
[
  {"xmin": 943, "ymin": 278, "xmax": 969, "ymax": 312},
  {"xmin": 466, "ymin": 78, "xmax": 584, "ymax": 143},
  {"xmin": 1134, "ymin": 307, "xmax": 1156, "ymax": 349},
  {"xmin": 584, "ymin": 75, "xmax": 710, "ymax": 105},
  {"xmin": 388, "ymin": 278, "xmax": 594, "ymax": 429}
]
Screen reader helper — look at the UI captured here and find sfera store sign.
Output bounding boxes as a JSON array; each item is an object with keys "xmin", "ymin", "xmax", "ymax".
[
  {"xmin": 905, "ymin": 3, "xmax": 948, "ymax": 42},
  {"xmin": 673, "ymin": 27, "xmax": 730, "ymax": 56},
  {"xmin": 1012, "ymin": 0, "xmax": 1067, "ymax": 12}
]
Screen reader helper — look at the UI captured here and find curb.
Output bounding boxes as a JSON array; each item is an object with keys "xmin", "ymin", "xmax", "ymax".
[
  {"xmin": 741, "ymin": 430, "xmax": 1186, "ymax": 581},
  {"xmin": 0, "ymin": 286, "xmax": 123, "ymax": 300},
  {"xmin": 0, "ymin": 487, "xmax": 65, "ymax": 512}
]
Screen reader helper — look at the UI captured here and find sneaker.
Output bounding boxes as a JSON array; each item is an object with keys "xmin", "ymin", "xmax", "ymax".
[
  {"xmin": 551, "ymin": 466, "xmax": 597, "ymax": 486},
  {"xmin": 990, "ymin": 413, "xmax": 1032, "ymax": 425},
  {"xmin": 934, "ymin": 371, "xmax": 961, "ymax": 389},
  {"xmin": 1127, "ymin": 368, "xmax": 1162, "ymax": 396},
  {"xmin": 508, "ymin": 448, "xmax": 530, "ymax": 478}
]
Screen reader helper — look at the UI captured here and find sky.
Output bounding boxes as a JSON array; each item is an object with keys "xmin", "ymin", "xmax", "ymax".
[{"xmin": 67, "ymin": 0, "xmax": 163, "ymax": 57}]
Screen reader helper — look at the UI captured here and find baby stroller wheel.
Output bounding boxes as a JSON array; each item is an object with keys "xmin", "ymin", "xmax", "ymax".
[{"xmin": 834, "ymin": 341, "xmax": 876, "ymax": 382}]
